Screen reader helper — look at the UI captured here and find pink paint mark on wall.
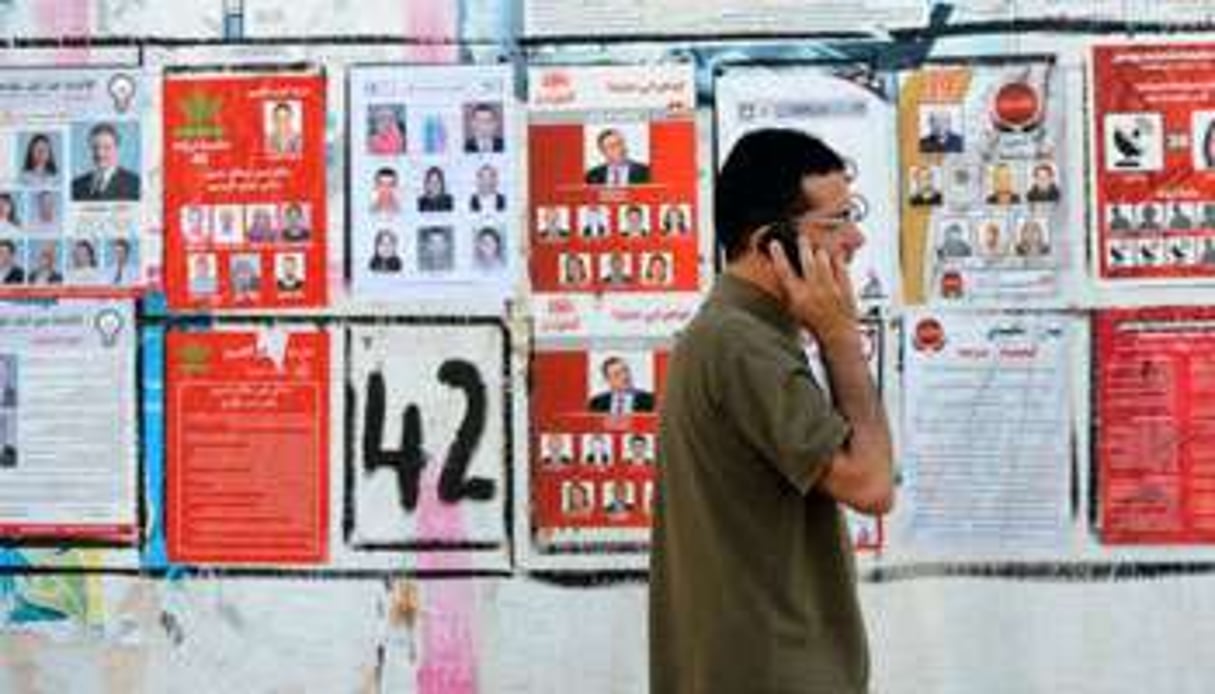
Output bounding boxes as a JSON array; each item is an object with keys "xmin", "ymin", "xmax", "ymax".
[
  {"xmin": 403, "ymin": 0, "xmax": 458, "ymax": 63},
  {"xmin": 35, "ymin": 0, "xmax": 91, "ymax": 64},
  {"xmin": 415, "ymin": 459, "xmax": 478, "ymax": 694}
]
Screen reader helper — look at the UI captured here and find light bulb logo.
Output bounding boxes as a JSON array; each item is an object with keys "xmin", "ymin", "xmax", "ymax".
[
  {"xmin": 94, "ymin": 308, "xmax": 124, "ymax": 348},
  {"xmin": 108, "ymin": 74, "xmax": 136, "ymax": 114}
]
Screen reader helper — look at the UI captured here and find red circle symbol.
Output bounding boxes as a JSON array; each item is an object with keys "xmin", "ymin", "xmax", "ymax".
[
  {"xmin": 992, "ymin": 81, "xmax": 1041, "ymax": 131},
  {"xmin": 913, "ymin": 317, "xmax": 946, "ymax": 352}
]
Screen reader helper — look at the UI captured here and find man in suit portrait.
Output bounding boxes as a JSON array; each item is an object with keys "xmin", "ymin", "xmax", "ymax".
[
  {"xmin": 919, "ymin": 109, "xmax": 964, "ymax": 154},
  {"xmin": 71, "ymin": 122, "xmax": 140, "ymax": 201},
  {"xmin": 464, "ymin": 103, "xmax": 504, "ymax": 154},
  {"xmin": 469, "ymin": 164, "xmax": 506, "ymax": 212},
  {"xmin": 588, "ymin": 355, "xmax": 655, "ymax": 414},
  {"xmin": 585, "ymin": 128, "xmax": 651, "ymax": 186}
]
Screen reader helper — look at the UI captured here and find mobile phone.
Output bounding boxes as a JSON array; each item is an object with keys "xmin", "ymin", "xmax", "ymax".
[{"xmin": 760, "ymin": 219, "xmax": 803, "ymax": 277}]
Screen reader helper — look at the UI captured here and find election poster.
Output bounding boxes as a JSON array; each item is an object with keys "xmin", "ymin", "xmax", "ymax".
[
  {"xmin": 1092, "ymin": 43, "xmax": 1215, "ymax": 284},
  {"xmin": 348, "ymin": 64, "xmax": 519, "ymax": 306},
  {"xmin": 345, "ymin": 323, "xmax": 509, "ymax": 559},
  {"xmin": 1095, "ymin": 308, "xmax": 1215, "ymax": 544},
  {"xmin": 899, "ymin": 59, "xmax": 1077, "ymax": 307},
  {"xmin": 716, "ymin": 65, "xmax": 900, "ymax": 311},
  {"xmin": 165, "ymin": 327, "xmax": 330, "ymax": 565},
  {"xmin": 163, "ymin": 67, "xmax": 327, "ymax": 310},
  {"xmin": 528, "ymin": 346, "xmax": 667, "ymax": 565},
  {"xmin": 0, "ymin": 67, "xmax": 149, "ymax": 296},
  {"xmin": 900, "ymin": 310, "xmax": 1077, "ymax": 554},
  {"xmin": 528, "ymin": 64, "xmax": 703, "ymax": 337},
  {"xmin": 0, "ymin": 301, "xmax": 137, "ymax": 543}
]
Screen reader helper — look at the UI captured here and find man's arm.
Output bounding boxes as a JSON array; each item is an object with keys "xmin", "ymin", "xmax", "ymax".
[{"xmin": 770, "ymin": 239, "xmax": 894, "ymax": 515}]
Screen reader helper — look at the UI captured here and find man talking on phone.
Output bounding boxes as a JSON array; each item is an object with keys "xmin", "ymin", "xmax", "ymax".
[{"xmin": 650, "ymin": 129, "xmax": 894, "ymax": 694}]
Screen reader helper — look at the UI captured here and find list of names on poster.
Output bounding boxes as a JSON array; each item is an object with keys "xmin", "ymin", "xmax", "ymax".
[
  {"xmin": 348, "ymin": 65, "xmax": 518, "ymax": 305},
  {"xmin": 163, "ymin": 68, "xmax": 327, "ymax": 310},
  {"xmin": 166, "ymin": 329, "xmax": 329, "ymax": 564},
  {"xmin": 528, "ymin": 64, "xmax": 702, "ymax": 337},
  {"xmin": 1092, "ymin": 43, "xmax": 1215, "ymax": 284},
  {"xmin": 1097, "ymin": 308, "xmax": 1215, "ymax": 543},
  {"xmin": 0, "ymin": 68, "xmax": 148, "ymax": 296},
  {"xmin": 902, "ymin": 311, "xmax": 1074, "ymax": 551},
  {"xmin": 0, "ymin": 301, "xmax": 137, "ymax": 541},
  {"xmin": 899, "ymin": 60, "xmax": 1074, "ymax": 306}
]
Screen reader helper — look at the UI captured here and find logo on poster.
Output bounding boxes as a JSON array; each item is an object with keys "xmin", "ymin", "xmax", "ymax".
[
  {"xmin": 535, "ymin": 70, "xmax": 575, "ymax": 106},
  {"xmin": 177, "ymin": 341, "xmax": 212, "ymax": 376},
  {"xmin": 173, "ymin": 91, "xmax": 224, "ymax": 139}
]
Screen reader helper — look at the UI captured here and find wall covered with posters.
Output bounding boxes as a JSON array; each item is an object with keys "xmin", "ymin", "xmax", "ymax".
[{"xmin": 5, "ymin": 1, "xmax": 1215, "ymax": 693}]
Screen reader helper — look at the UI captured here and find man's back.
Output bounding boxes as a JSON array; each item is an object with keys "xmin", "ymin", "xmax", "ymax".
[{"xmin": 650, "ymin": 275, "xmax": 869, "ymax": 694}]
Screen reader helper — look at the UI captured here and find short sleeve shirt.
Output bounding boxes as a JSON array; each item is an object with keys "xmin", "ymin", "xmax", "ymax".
[{"xmin": 649, "ymin": 274, "xmax": 868, "ymax": 694}]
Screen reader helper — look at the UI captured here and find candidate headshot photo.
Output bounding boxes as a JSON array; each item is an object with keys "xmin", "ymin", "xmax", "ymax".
[
  {"xmin": 469, "ymin": 164, "xmax": 505, "ymax": 213},
  {"xmin": 618, "ymin": 204, "xmax": 650, "ymax": 238},
  {"xmin": 623, "ymin": 433, "xmax": 654, "ymax": 465},
  {"xmin": 275, "ymin": 252, "xmax": 306, "ymax": 294},
  {"xmin": 641, "ymin": 252, "xmax": 673, "ymax": 287},
  {"xmin": 659, "ymin": 203, "xmax": 691, "ymax": 236},
  {"xmin": 417, "ymin": 166, "xmax": 454, "ymax": 213},
  {"xmin": 367, "ymin": 104, "xmax": 407, "ymax": 155},
  {"xmin": 539, "ymin": 432, "xmax": 573, "ymax": 467},
  {"xmin": 265, "ymin": 100, "xmax": 303, "ymax": 156},
  {"xmin": 537, "ymin": 206, "xmax": 570, "ymax": 240},
  {"xmin": 558, "ymin": 252, "xmax": 591, "ymax": 287},
  {"xmin": 70, "ymin": 121, "xmax": 141, "ymax": 201},
  {"xmin": 0, "ymin": 192, "xmax": 22, "ymax": 234},
  {"xmin": 245, "ymin": 204, "xmax": 279, "ymax": 244},
  {"xmin": 463, "ymin": 102, "xmax": 505, "ymax": 154},
  {"xmin": 65, "ymin": 238, "xmax": 102, "ymax": 285},
  {"xmin": 211, "ymin": 205, "xmax": 245, "ymax": 244},
  {"xmin": 581, "ymin": 433, "xmax": 613, "ymax": 466},
  {"xmin": 584, "ymin": 124, "xmax": 651, "ymax": 186},
  {"xmin": 587, "ymin": 353, "xmax": 655, "ymax": 414},
  {"xmin": 562, "ymin": 480, "xmax": 594, "ymax": 516},
  {"xmin": 907, "ymin": 165, "xmax": 943, "ymax": 206},
  {"xmin": 578, "ymin": 205, "xmax": 610, "ymax": 239},
  {"xmin": 918, "ymin": 106, "xmax": 964, "ymax": 154},
  {"xmin": 418, "ymin": 225, "xmax": 455, "ymax": 272},
  {"xmin": 280, "ymin": 202, "xmax": 311, "ymax": 243},
  {"xmin": 370, "ymin": 166, "xmax": 402, "ymax": 216},
  {"xmin": 603, "ymin": 480, "xmax": 635, "ymax": 516},
  {"xmin": 1025, "ymin": 161, "xmax": 1061, "ymax": 204},
  {"xmin": 17, "ymin": 131, "xmax": 61, "ymax": 187},
  {"xmin": 181, "ymin": 205, "xmax": 211, "ymax": 245},
  {"xmin": 472, "ymin": 226, "xmax": 506, "ymax": 272},
  {"xmin": 187, "ymin": 252, "xmax": 218, "ymax": 296},
  {"xmin": 0, "ymin": 239, "xmax": 26, "ymax": 285},
  {"xmin": 230, "ymin": 254, "xmax": 262, "ymax": 299},
  {"xmin": 599, "ymin": 251, "xmax": 633, "ymax": 286},
  {"xmin": 105, "ymin": 238, "xmax": 139, "ymax": 286},
  {"xmin": 368, "ymin": 228, "xmax": 403, "ymax": 274},
  {"xmin": 28, "ymin": 190, "xmax": 60, "ymax": 230},
  {"xmin": 26, "ymin": 240, "xmax": 62, "ymax": 285}
]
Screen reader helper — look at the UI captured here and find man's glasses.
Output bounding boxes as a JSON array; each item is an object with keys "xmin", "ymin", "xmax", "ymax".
[{"xmin": 798, "ymin": 194, "xmax": 869, "ymax": 232}]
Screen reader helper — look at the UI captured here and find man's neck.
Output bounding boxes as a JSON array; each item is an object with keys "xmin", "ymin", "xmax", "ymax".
[{"xmin": 725, "ymin": 257, "xmax": 784, "ymax": 303}]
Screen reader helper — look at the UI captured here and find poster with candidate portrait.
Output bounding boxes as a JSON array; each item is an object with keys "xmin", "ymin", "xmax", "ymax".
[
  {"xmin": 1092, "ymin": 43, "xmax": 1215, "ymax": 285},
  {"xmin": 899, "ymin": 59, "xmax": 1077, "ymax": 307},
  {"xmin": 528, "ymin": 64, "xmax": 703, "ymax": 338},
  {"xmin": 163, "ymin": 67, "xmax": 326, "ymax": 310},
  {"xmin": 526, "ymin": 346, "xmax": 668, "ymax": 568},
  {"xmin": 0, "ymin": 68, "xmax": 148, "ymax": 297},
  {"xmin": 345, "ymin": 323, "xmax": 509, "ymax": 568},
  {"xmin": 348, "ymin": 65, "xmax": 518, "ymax": 307},
  {"xmin": 164, "ymin": 327, "xmax": 330, "ymax": 566},
  {"xmin": 715, "ymin": 65, "xmax": 900, "ymax": 311}
]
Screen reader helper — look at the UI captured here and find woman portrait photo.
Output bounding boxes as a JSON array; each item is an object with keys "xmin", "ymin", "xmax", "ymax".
[
  {"xmin": 265, "ymin": 101, "xmax": 303, "ymax": 156},
  {"xmin": 367, "ymin": 104, "xmax": 406, "ymax": 155},
  {"xmin": 1014, "ymin": 218, "xmax": 1051, "ymax": 257},
  {"xmin": 660, "ymin": 204, "xmax": 691, "ymax": 235},
  {"xmin": 0, "ymin": 193, "xmax": 21, "ymax": 234},
  {"xmin": 417, "ymin": 166, "xmax": 454, "ymax": 213},
  {"xmin": 66, "ymin": 238, "xmax": 101, "ymax": 284},
  {"xmin": 473, "ymin": 226, "xmax": 505, "ymax": 272},
  {"xmin": 369, "ymin": 229, "xmax": 403, "ymax": 273},
  {"xmin": 19, "ymin": 133, "xmax": 59, "ymax": 186}
]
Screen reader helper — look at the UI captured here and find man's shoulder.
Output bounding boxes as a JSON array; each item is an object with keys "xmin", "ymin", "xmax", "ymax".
[{"xmin": 680, "ymin": 300, "xmax": 783, "ymax": 359}]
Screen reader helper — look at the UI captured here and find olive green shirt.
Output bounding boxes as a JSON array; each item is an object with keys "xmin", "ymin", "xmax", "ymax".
[{"xmin": 649, "ymin": 273, "xmax": 867, "ymax": 694}]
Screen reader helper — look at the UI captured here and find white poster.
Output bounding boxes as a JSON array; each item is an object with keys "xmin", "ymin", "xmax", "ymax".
[
  {"xmin": 347, "ymin": 324, "xmax": 508, "ymax": 554},
  {"xmin": 348, "ymin": 65, "xmax": 518, "ymax": 306},
  {"xmin": 899, "ymin": 310, "xmax": 1076, "ymax": 555},
  {"xmin": 0, "ymin": 300, "xmax": 137, "ymax": 542},
  {"xmin": 716, "ymin": 65, "xmax": 900, "ymax": 310},
  {"xmin": 0, "ymin": 67, "xmax": 149, "ymax": 296}
]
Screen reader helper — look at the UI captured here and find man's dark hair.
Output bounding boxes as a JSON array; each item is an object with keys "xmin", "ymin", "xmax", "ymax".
[
  {"xmin": 471, "ymin": 102, "xmax": 498, "ymax": 118},
  {"xmin": 597, "ymin": 128, "xmax": 622, "ymax": 148},
  {"xmin": 715, "ymin": 129, "xmax": 847, "ymax": 261},
  {"xmin": 89, "ymin": 122, "xmax": 120, "ymax": 145},
  {"xmin": 375, "ymin": 166, "xmax": 397, "ymax": 181},
  {"xmin": 0, "ymin": 240, "xmax": 15, "ymax": 254},
  {"xmin": 601, "ymin": 355, "xmax": 624, "ymax": 378}
]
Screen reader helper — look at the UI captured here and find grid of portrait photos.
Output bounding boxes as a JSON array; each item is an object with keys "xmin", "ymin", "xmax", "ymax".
[
  {"xmin": 531, "ymin": 120, "xmax": 697, "ymax": 293},
  {"xmin": 530, "ymin": 348, "xmax": 664, "ymax": 549},
  {"xmin": 0, "ymin": 119, "xmax": 142, "ymax": 291},
  {"xmin": 906, "ymin": 65, "xmax": 1066, "ymax": 303},
  {"xmin": 352, "ymin": 67, "xmax": 515, "ymax": 295},
  {"xmin": 181, "ymin": 201, "xmax": 313, "ymax": 302},
  {"xmin": 1103, "ymin": 201, "xmax": 1215, "ymax": 270}
]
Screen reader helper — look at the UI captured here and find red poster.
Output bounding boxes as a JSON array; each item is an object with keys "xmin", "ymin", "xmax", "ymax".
[
  {"xmin": 164, "ymin": 70, "xmax": 327, "ymax": 309},
  {"xmin": 1096, "ymin": 307, "xmax": 1215, "ymax": 543},
  {"xmin": 528, "ymin": 66, "xmax": 699, "ymax": 297},
  {"xmin": 166, "ymin": 329, "xmax": 329, "ymax": 564},
  {"xmin": 1093, "ymin": 43, "xmax": 1215, "ymax": 281},
  {"xmin": 530, "ymin": 348, "xmax": 668, "ymax": 550}
]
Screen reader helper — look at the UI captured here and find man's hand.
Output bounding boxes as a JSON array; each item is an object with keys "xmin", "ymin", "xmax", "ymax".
[{"xmin": 769, "ymin": 236, "xmax": 857, "ymax": 346}]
